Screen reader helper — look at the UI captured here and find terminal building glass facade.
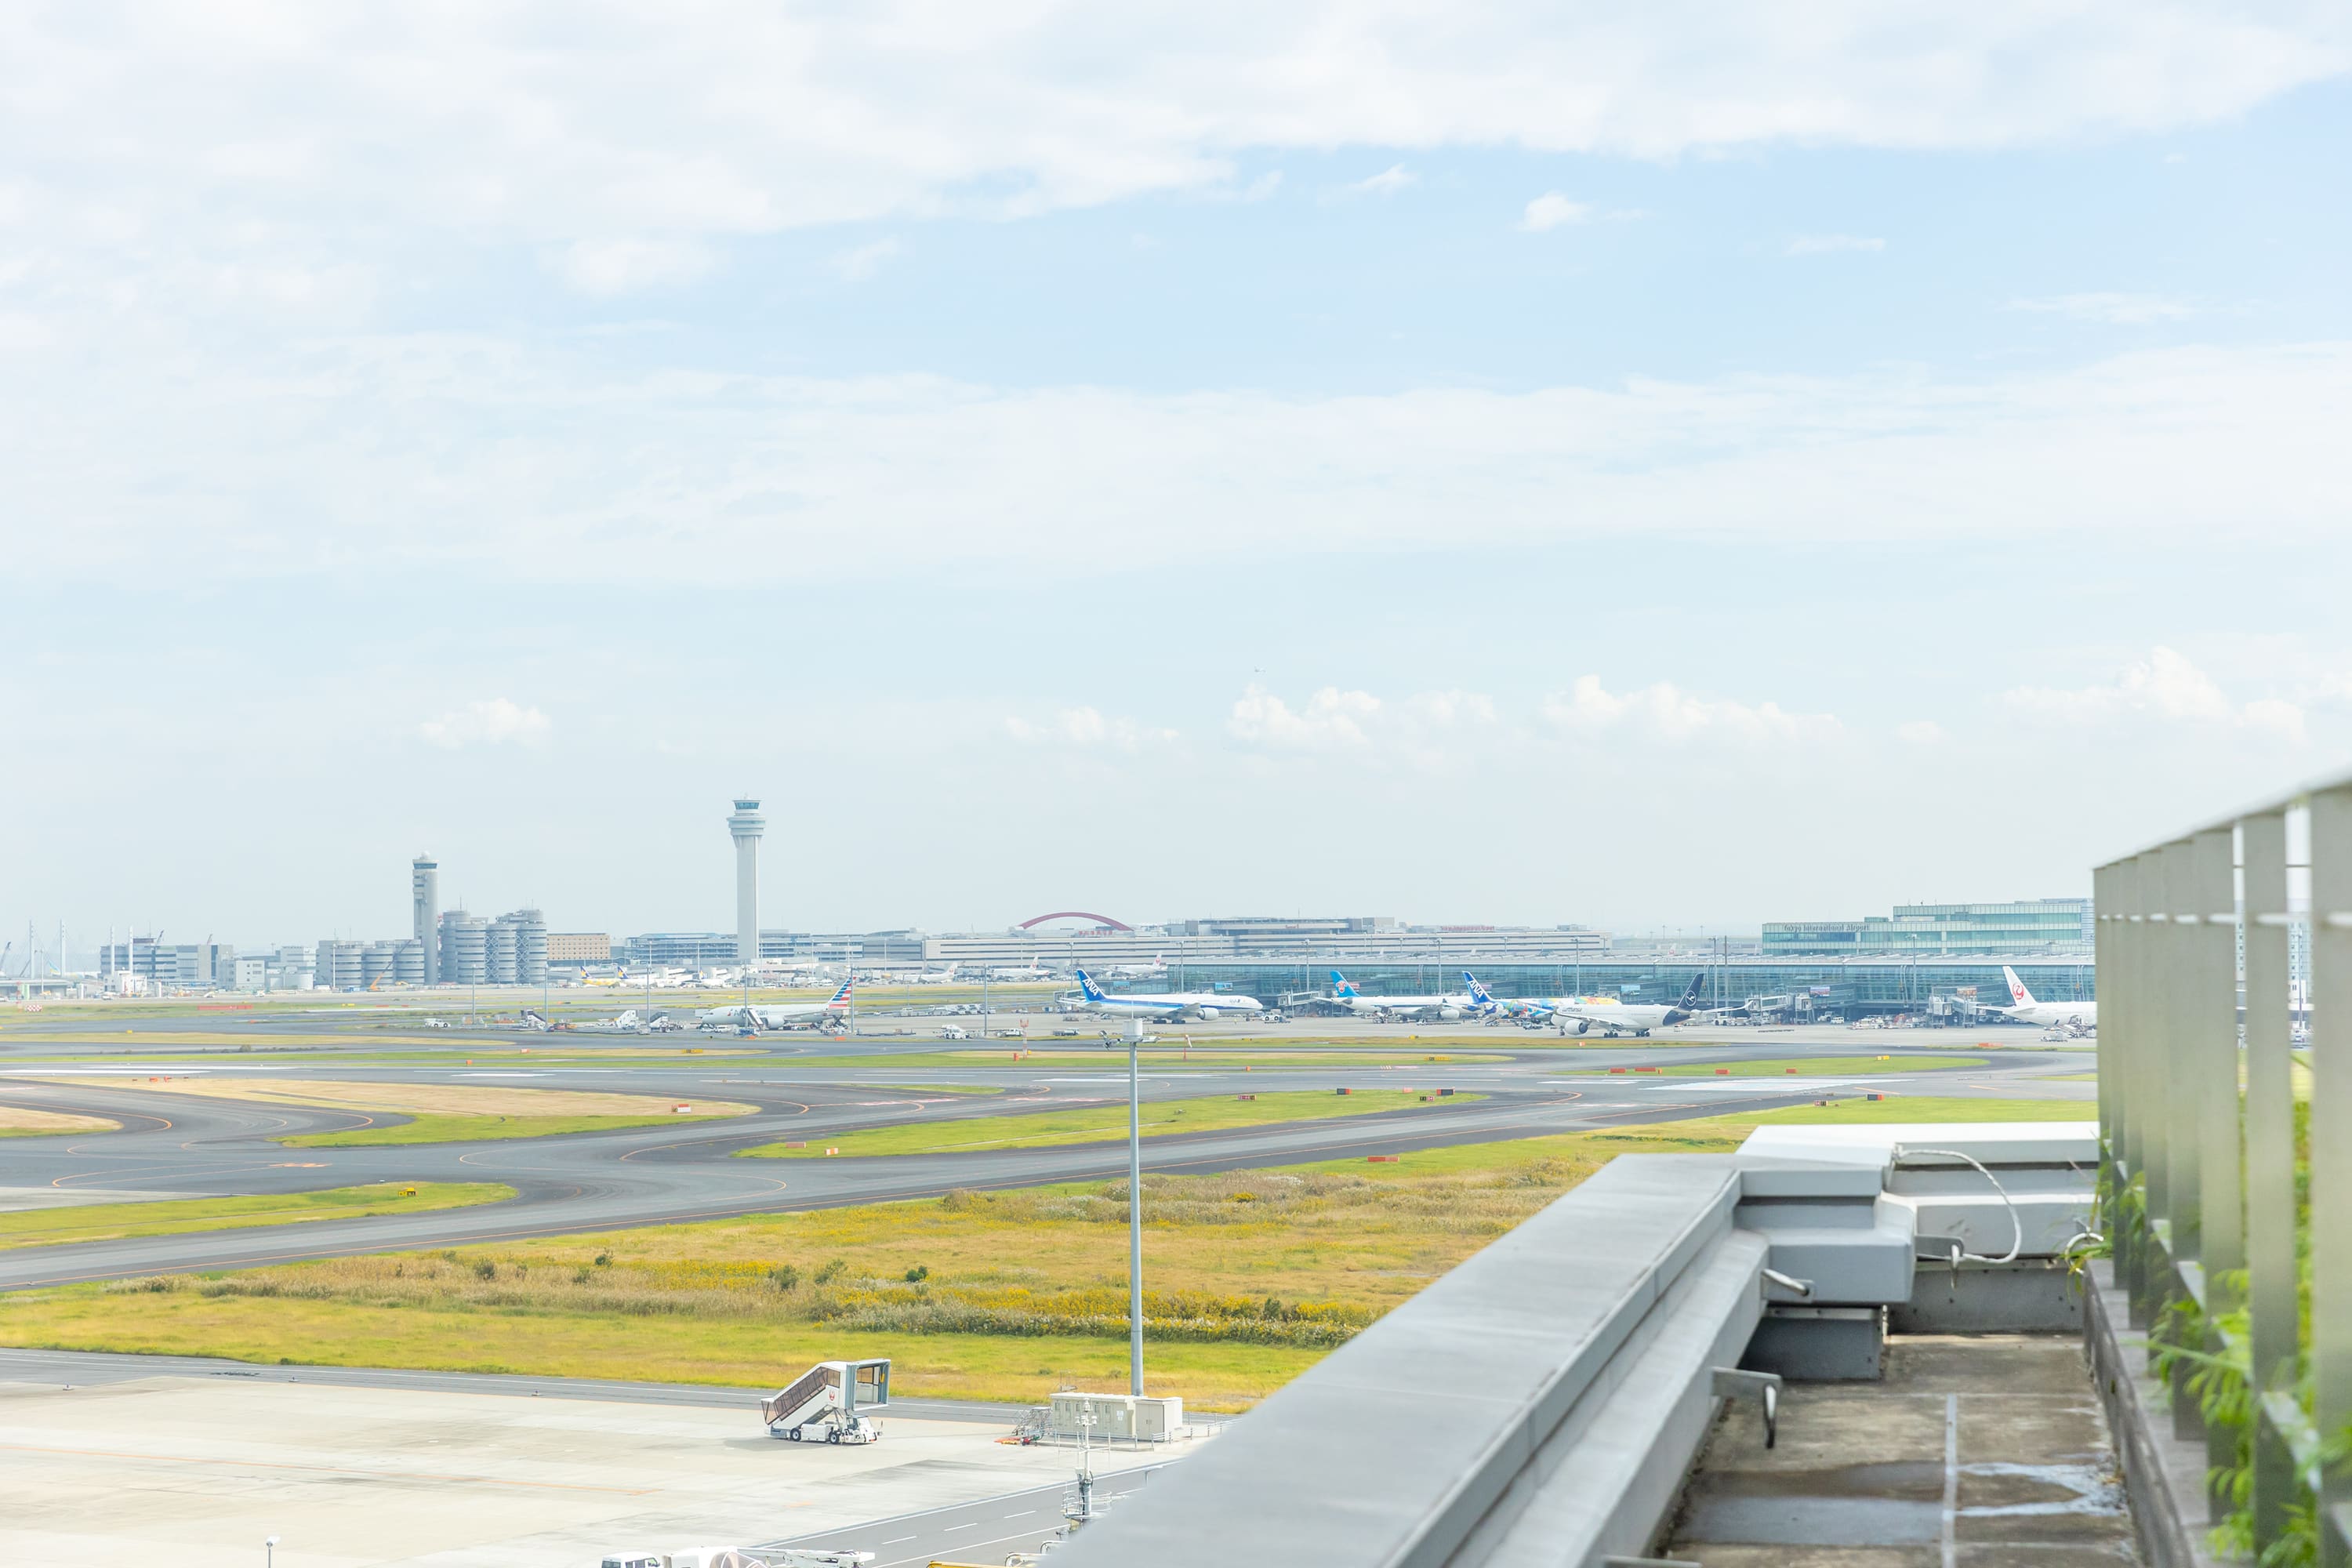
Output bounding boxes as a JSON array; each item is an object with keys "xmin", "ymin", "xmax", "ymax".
[{"xmin": 1762, "ymin": 899, "xmax": 2091, "ymax": 957}]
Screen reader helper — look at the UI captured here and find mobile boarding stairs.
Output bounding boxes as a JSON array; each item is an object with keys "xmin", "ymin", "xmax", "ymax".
[{"xmin": 761, "ymin": 1359, "xmax": 891, "ymax": 1445}]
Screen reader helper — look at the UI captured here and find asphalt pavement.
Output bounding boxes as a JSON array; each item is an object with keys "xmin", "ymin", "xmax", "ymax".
[
  {"xmin": 0, "ymin": 1018, "xmax": 2094, "ymax": 1290},
  {"xmin": 758, "ymin": 1465, "xmax": 1171, "ymax": 1566}
]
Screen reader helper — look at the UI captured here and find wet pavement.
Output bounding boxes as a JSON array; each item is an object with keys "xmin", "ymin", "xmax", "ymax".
[{"xmin": 1664, "ymin": 1333, "xmax": 2138, "ymax": 1566}]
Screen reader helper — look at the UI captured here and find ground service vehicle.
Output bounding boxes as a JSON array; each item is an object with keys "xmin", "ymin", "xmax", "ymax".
[{"xmin": 762, "ymin": 1359, "xmax": 891, "ymax": 1444}]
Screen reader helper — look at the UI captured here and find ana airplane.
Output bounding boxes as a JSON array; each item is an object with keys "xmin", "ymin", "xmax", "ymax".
[
  {"xmin": 695, "ymin": 978, "xmax": 856, "ymax": 1033},
  {"xmin": 1073, "ymin": 968, "xmax": 1263, "ymax": 1021},
  {"xmin": 1328, "ymin": 970, "xmax": 1473, "ymax": 1020},
  {"xmin": 1996, "ymin": 966, "xmax": 2097, "ymax": 1032},
  {"xmin": 1514, "ymin": 971, "xmax": 1709, "ymax": 1037}
]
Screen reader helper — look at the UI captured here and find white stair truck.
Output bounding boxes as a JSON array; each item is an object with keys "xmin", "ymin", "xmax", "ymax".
[{"xmin": 761, "ymin": 1358, "xmax": 891, "ymax": 1444}]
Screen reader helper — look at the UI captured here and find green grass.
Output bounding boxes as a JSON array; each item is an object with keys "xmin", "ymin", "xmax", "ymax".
[
  {"xmin": 737, "ymin": 1088, "xmax": 1485, "ymax": 1159},
  {"xmin": 278, "ymin": 1112, "xmax": 742, "ymax": 1147},
  {"xmin": 0, "ymin": 1182, "xmax": 514, "ymax": 1250},
  {"xmin": 0, "ymin": 1092, "xmax": 2092, "ymax": 1411}
]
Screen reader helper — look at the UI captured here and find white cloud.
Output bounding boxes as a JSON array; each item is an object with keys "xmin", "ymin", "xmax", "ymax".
[
  {"xmin": 419, "ymin": 698, "xmax": 553, "ymax": 750},
  {"xmin": 1348, "ymin": 165, "xmax": 1416, "ymax": 198},
  {"xmin": 2005, "ymin": 292, "xmax": 2198, "ymax": 324},
  {"xmin": 1226, "ymin": 685, "xmax": 1501, "ymax": 768},
  {"xmin": 1228, "ymin": 685, "xmax": 1384, "ymax": 750},
  {"xmin": 1542, "ymin": 675, "xmax": 1838, "ymax": 745},
  {"xmin": 7, "ymin": 337, "xmax": 2350, "ymax": 588},
  {"xmin": 1895, "ymin": 720, "xmax": 1946, "ymax": 746},
  {"xmin": 1785, "ymin": 234, "xmax": 1886, "ymax": 256},
  {"xmin": 550, "ymin": 238, "xmax": 711, "ymax": 296},
  {"xmin": 1, "ymin": 5, "xmax": 2332, "ymax": 261},
  {"xmin": 2005, "ymin": 647, "xmax": 2305, "ymax": 742},
  {"xmin": 832, "ymin": 238, "xmax": 902, "ymax": 282},
  {"xmin": 1004, "ymin": 706, "xmax": 1176, "ymax": 752},
  {"xmin": 1519, "ymin": 192, "xmax": 1592, "ymax": 231},
  {"xmin": 1242, "ymin": 172, "xmax": 1283, "ymax": 202}
]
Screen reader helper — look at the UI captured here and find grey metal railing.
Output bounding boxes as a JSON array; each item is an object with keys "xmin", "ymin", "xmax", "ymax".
[{"xmin": 2099, "ymin": 769, "xmax": 2352, "ymax": 1561}]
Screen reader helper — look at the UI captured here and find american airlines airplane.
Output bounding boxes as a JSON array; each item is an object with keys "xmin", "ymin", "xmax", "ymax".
[
  {"xmin": 695, "ymin": 978, "xmax": 855, "ymax": 1032},
  {"xmin": 1508, "ymin": 971, "xmax": 1709, "ymax": 1036},
  {"xmin": 1328, "ymin": 970, "xmax": 1475, "ymax": 1020},
  {"xmin": 1996, "ymin": 967, "xmax": 2097, "ymax": 1032},
  {"xmin": 1074, "ymin": 968, "xmax": 1263, "ymax": 1021}
]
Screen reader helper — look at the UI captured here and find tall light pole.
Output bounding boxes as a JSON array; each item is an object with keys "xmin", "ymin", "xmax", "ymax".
[
  {"xmin": 1127, "ymin": 1017, "xmax": 1145, "ymax": 1395},
  {"xmin": 264, "ymin": 1537, "xmax": 279, "ymax": 1568}
]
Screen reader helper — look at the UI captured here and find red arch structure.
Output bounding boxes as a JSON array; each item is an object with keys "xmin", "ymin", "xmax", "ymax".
[{"xmin": 1017, "ymin": 911, "xmax": 1134, "ymax": 931}]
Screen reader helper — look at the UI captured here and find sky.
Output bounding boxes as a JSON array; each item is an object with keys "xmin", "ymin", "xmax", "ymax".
[{"xmin": 5, "ymin": 2, "xmax": 2350, "ymax": 951}]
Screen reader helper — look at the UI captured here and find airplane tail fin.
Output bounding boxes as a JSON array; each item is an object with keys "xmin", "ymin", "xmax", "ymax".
[
  {"xmin": 1330, "ymin": 969, "xmax": 1359, "ymax": 998},
  {"xmin": 1678, "ymin": 971, "xmax": 1707, "ymax": 1008},
  {"xmin": 825, "ymin": 978, "xmax": 855, "ymax": 1009},
  {"xmin": 1076, "ymin": 967, "xmax": 1106, "ymax": 1003},
  {"xmin": 2002, "ymin": 965, "xmax": 2034, "ymax": 1007},
  {"xmin": 1461, "ymin": 971, "xmax": 1496, "ymax": 1007}
]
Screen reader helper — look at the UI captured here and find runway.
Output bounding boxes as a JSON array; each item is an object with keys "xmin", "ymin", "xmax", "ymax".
[{"xmin": 0, "ymin": 1018, "xmax": 2093, "ymax": 1289}]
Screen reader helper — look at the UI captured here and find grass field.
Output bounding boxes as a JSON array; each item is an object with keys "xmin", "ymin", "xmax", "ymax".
[
  {"xmin": 0, "ymin": 1093, "xmax": 2090, "ymax": 1410},
  {"xmin": 26, "ymin": 1076, "xmax": 762, "ymax": 1148},
  {"xmin": 0, "ymin": 1106, "xmax": 119, "ymax": 1138},
  {"xmin": 0, "ymin": 1183, "xmax": 515, "ymax": 1250},
  {"xmin": 282, "ymin": 1113, "xmax": 753, "ymax": 1148},
  {"xmin": 735, "ymin": 1088, "xmax": 1486, "ymax": 1159}
]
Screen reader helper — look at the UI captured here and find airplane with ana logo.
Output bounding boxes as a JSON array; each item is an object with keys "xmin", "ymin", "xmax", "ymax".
[
  {"xmin": 1073, "ymin": 968, "xmax": 1262, "ymax": 1021},
  {"xmin": 695, "ymin": 979, "xmax": 856, "ymax": 1033},
  {"xmin": 1329, "ymin": 970, "xmax": 1475, "ymax": 1020},
  {"xmin": 1994, "ymin": 966, "xmax": 2097, "ymax": 1032}
]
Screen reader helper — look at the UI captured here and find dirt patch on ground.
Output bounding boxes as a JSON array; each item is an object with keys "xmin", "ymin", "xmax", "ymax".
[
  {"xmin": 29, "ymin": 1077, "xmax": 757, "ymax": 1118},
  {"xmin": 0, "ymin": 1105, "xmax": 119, "ymax": 1134}
]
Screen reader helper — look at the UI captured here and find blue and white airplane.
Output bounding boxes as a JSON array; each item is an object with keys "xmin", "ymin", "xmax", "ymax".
[
  {"xmin": 1329, "ymin": 970, "xmax": 1475, "ymax": 1020},
  {"xmin": 1074, "ymin": 968, "xmax": 1263, "ymax": 1021}
]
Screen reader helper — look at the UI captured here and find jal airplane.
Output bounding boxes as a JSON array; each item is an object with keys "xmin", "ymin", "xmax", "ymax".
[
  {"xmin": 1074, "ymin": 968, "xmax": 1263, "ymax": 1021},
  {"xmin": 1329, "ymin": 970, "xmax": 1474, "ymax": 1020},
  {"xmin": 695, "ymin": 978, "xmax": 855, "ymax": 1032},
  {"xmin": 1512, "ymin": 971, "xmax": 1710, "ymax": 1036},
  {"xmin": 1996, "ymin": 967, "xmax": 2097, "ymax": 1032}
]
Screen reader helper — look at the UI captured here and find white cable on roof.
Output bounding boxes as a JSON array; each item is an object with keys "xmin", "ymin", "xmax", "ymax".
[{"xmin": 1898, "ymin": 1147, "xmax": 2024, "ymax": 1265}]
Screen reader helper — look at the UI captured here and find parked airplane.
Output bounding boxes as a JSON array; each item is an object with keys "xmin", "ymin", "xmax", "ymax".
[
  {"xmin": 1515, "ymin": 971, "xmax": 1709, "ymax": 1036},
  {"xmin": 1329, "ymin": 970, "xmax": 1472, "ymax": 1020},
  {"xmin": 1996, "ymin": 966, "xmax": 2097, "ymax": 1032},
  {"xmin": 1073, "ymin": 968, "xmax": 1263, "ymax": 1021},
  {"xmin": 1109, "ymin": 954, "xmax": 1168, "ymax": 979},
  {"xmin": 695, "ymin": 979, "xmax": 855, "ymax": 1033}
]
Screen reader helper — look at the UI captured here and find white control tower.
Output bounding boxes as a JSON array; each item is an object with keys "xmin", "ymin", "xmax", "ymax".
[{"xmin": 728, "ymin": 799, "xmax": 764, "ymax": 964}]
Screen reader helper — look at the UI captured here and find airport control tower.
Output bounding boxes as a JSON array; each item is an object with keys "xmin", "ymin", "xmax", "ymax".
[
  {"xmin": 728, "ymin": 799, "xmax": 764, "ymax": 964},
  {"xmin": 411, "ymin": 855, "xmax": 441, "ymax": 985}
]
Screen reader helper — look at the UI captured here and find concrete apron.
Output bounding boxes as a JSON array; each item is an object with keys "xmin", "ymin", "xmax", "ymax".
[{"xmin": 1661, "ymin": 1333, "xmax": 2140, "ymax": 1567}]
